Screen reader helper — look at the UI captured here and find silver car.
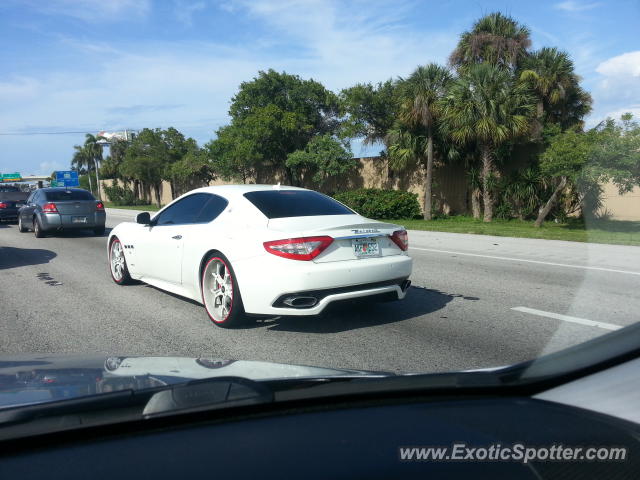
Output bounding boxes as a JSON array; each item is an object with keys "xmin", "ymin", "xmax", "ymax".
[{"xmin": 18, "ymin": 187, "xmax": 106, "ymax": 237}]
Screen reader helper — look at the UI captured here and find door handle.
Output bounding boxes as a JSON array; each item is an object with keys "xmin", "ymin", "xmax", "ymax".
[{"xmin": 171, "ymin": 235, "xmax": 182, "ymax": 240}]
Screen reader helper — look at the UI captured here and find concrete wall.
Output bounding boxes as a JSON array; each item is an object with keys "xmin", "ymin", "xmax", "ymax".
[
  {"xmin": 601, "ymin": 182, "xmax": 640, "ymax": 221},
  {"xmin": 99, "ymin": 158, "xmax": 639, "ymax": 221}
]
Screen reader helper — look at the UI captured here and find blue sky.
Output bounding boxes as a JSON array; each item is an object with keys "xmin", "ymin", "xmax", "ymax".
[{"xmin": 0, "ymin": 0, "xmax": 638, "ymax": 176}]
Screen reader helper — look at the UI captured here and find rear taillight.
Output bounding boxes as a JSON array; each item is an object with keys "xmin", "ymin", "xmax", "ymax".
[
  {"xmin": 42, "ymin": 202, "xmax": 58, "ymax": 213},
  {"xmin": 96, "ymin": 201, "xmax": 105, "ymax": 211},
  {"xmin": 0, "ymin": 202, "xmax": 7, "ymax": 209},
  {"xmin": 264, "ymin": 236, "xmax": 333, "ymax": 261},
  {"xmin": 390, "ymin": 230, "xmax": 408, "ymax": 251}
]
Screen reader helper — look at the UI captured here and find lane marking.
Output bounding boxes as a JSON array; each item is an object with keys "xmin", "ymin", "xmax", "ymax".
[
  {"xmin": 511, "ymin": 306, "xmax": 622, "ymax": 331},
  {"xmin": 410, "ymin": 246, "xmax": 640, "ymax": 277}
]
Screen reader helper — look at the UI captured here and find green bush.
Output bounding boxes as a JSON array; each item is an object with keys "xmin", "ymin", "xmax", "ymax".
[
  {"xmin": 103, "ymin": 184, "xmax": 143, "ymax": 206},
  {"xmin": 333, "ymin": 189, "xmax": 421, "ymax": 219}
]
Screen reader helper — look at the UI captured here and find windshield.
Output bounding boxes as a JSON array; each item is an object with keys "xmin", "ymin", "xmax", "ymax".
[{"xmin": 0, "ymin": 0, "xmax": 638, "ymax": 414}]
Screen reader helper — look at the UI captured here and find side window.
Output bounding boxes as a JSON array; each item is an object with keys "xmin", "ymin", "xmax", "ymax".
[
  {"xmin": 26, "ymin": 192, "xmax": 34, "ymax": 204},
  {"xmin": 195, "ymin": 194, "xmax": 228, "ymax": 223},
  {"xmin": 155, "ymin": 193, "xmax": 210, "ymax": 226},
  {"xmin": 33, "ymin": 191, "xmax": 42, "ymax": 204}
]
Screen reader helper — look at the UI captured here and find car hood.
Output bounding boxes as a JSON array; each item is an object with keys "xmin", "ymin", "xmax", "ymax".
[{"xmin": 0, "ymin": 354, "xmax": 388, "ymax": 409}]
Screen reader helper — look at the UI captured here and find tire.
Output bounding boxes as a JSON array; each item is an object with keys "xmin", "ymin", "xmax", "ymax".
[
  {"xmin": 109, "ymin": 237, "xmax": 133, "ymax": 285},
  {"xmin": 94, "ymin": 226, "xmax": 105, "ymax": 236},
  {"xmin": 201, "ymin": 253, "xmax": 246, "ymax": 328},
  {"xmin": 34, "ymin": 217, "xmax": 45, "ymax": 238},
  {"xmin": 18, "ymin": 216, "xmax": 28, "ymax": 233}
]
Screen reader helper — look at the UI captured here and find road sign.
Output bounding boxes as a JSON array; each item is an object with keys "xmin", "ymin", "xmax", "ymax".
[
  {"xmin": 50, "ymin": 180, "xmax": 58, "ymax": 187},
  {"xmin": 55, "ymin": 171, "xmax": 79, "ymax": 187},
  {"xmin": 1, "ymin": 172, "xmax": 21, "ymax": 182}
]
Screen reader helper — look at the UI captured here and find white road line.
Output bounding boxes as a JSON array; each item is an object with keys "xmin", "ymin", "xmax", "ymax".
[
  {"xmin": 410, "ymin": 246, "xmax": 640, "ymax": 277},
  {"xmin": 512, "ymin": 306, "xmax": 622, "ymax": 331}
]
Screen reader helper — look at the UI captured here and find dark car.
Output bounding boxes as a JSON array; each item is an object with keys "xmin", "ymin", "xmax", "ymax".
[
  {"xmin": 18, "ymin": 187, "xmax": 106, "ymax": 237},
  {"xmin": 0, "ymin": 186, "xmax": 29, "ymax": 223}
]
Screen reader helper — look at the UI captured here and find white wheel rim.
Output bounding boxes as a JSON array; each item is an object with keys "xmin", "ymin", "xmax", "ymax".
[
  {"xmin": 110, "ymin": 241, "xmax": 125, "ymax": 281},
  {"xmin": 203, "ymin": 259, "xmax": 233, "ymax": 322}
]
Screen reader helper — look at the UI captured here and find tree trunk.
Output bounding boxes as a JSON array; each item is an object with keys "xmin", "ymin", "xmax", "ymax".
[
  {"xmin": 481, "ymin": 146, "xmax": 494, "ymax": 222},
  {"xmin": 155, "ymin": 183, "xmax": 162, "ymax": 208},
  {"xmin": 93, "ymin": 158, "xmax": 101, "ymax": 200},
  {"xmin": 87, "ymin": 169, "xmax": 94, "ymax": 196},
  {"xmin": 423, "ymin": 132, "xmax": 434, "ymax": 220},
  {"xmin": 534, "ymin": 176, "xmax": 567, "ymax": 227},
  {"xmin": 471, "ymin": 188, "xmax": 481, "ymax": 219},
  {"xmin": 533, "ymin": 100, "xmax": 544, "ymax": 140}
]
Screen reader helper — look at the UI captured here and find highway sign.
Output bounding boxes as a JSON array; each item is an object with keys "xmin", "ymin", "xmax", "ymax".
[
  {"xmin": 1, "ymin": 172, "xmax": 21, "ymax": 182},
  {"xmin": 55, "ymin": 171, "xmax": 80, "ymax": 187}
]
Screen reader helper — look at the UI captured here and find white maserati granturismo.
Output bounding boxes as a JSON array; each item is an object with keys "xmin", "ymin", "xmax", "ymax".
[{"xmin": 108, "ymin": 185, "xmax": 413, "ymax": 327}]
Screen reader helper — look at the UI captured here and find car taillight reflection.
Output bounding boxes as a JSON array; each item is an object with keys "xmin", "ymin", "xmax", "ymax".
[
  {"xmin": 390, "ymin": 230, "xmax": 409, "ymax": 251},
  {"xmin": 264, "ymin": 236, "xmax": 333, "ymax": 261},
  {"xmin": 42, "ymin": 202, "xmax": 58, "ymax": 213}
]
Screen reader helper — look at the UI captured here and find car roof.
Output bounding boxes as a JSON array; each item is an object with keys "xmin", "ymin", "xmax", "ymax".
[
  {"xmin": 39, "ymin": 187, "xmax": 90, "ymax": 192},
  {"xmin": 189, "ymin": 184, "xmax": 309, "ymax": 199}
]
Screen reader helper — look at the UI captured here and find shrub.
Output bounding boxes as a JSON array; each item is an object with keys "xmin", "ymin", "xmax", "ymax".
[
  {"xmin": 333, "ymin": 189, "xmax": 421, "ymax": 219},
  {"xmin": 103, "ymin": 184, "xmax": 142, "ymax": 206}
]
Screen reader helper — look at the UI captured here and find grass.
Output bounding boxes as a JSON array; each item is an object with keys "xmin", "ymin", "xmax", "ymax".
[
  {"xmin": 104, "ymin": 202, "xmax": 162, "ymax": 212},
  {"xmin": 386, "ymin": 216, "xmax": 640, "ymax": 247}
]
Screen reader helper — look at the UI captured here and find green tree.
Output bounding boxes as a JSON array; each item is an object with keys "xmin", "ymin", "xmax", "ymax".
[
  {"xmin": 339, "ymin": 79, "xmax": 398, "ymax": 149},
  {"xmin": 443, "ymin": 63, "xmax": 535, "ymax": 221},
  {"xmin": 519, "ymin": 47, "xmax": 591, "ymax": 136},
  {"xmin": 389, "ymin": 64, "xmax": 452, "ymax": 220},
  {"xmin": 449, "ymin": 12, "xmax": 531, "ymax": 72},
  {"xmin": 83, "ymin": 133, "xmax": 106, "ymax": 199},
  {"xmin": 227, "ymin": 69, "xmax": 340, "ymax": 184},
  {"xmin": 286, "ymin": 134, "xmax": 355, "ymax": 190},
  {"xmin": 207, "ymin": 124, "xmax": 262, "ymax": 184},
  {"xmin": 121, "ymin": 128, "xmax": 168, "ymax": 207},
  {"xmin": 168, "ymin": 147, "xmax": 216, "ymax": 195},
  {"xmin": 71, "ymin": 145, "xmax": 95, "ymax": 194},
  {"xmin": 535, "ymin": 128, "xmax": 592, "ymax": 226}
]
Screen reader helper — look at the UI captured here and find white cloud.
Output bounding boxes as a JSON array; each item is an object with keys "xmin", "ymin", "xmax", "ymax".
[
  {"xmin": 225, "ymin": 0, "xmax": 457, "ymax": 90},
  {"xmin": 554, "ymin": 1, "xmax": 602, "ymax": 12},
  {"xmin": 587, "ymin": 51, "xmax": 640, "ymax": 125},
  {"xmin": 596, "ymin": 51, "xmax": 640, "ymax": 78}
]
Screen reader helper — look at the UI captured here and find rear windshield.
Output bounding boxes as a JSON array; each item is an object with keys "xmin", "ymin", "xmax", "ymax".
[
  {"xmin": 244, "ymin": 190, "xmax": 353, "ymax": 219},
  {"xmin": 45, "ymin": 189, "xmax": 95, "ymax": 201}
]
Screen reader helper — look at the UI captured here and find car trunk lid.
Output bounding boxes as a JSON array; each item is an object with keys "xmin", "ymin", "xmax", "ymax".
[{"xmin": 267, "ymin": 215, "xmax": 405, "ymax": 263}]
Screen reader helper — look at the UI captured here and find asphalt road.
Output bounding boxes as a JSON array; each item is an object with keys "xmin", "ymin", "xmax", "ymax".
[{"xmin": 1, "ymin": 210, "xmax": 639, "ymax": 374}]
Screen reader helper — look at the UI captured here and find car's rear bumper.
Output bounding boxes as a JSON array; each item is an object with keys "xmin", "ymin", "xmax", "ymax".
[
  {"xmin": 233, "ymin": 253, "xmax": 413, "ymax": 315},
  {"xmin": 0, "ymin": 209, "xmax": 19, "ymax": 220},
  {"xmin": 40, "ymin": 212, "xmax": 106, "ymax": 230}
]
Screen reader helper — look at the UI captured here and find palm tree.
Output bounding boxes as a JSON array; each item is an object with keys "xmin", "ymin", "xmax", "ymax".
[
  {"xmin": 388, "ymin": 64, "xmax": 452, "ymax": 220},
  {"xmin": 71, "ymin": 145, "xmax": 94, "ymax": 194},
  {"xmin": 442, "ymin": 63, "xmax": 535, "ymax": 222},
  {"xmin": 83, "ymin": 133, "xmax": 105, "ymax": 199},
  {"xmin": 519, "ymin": 47, "xmax": 580, "ymax": 137},
  {"xmin": 449, "ymin": 12, "xmax": 531, "ymax": 72}
]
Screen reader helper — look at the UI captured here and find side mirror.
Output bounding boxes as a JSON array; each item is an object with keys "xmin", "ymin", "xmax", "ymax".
[{"xmin": 136, "ymin": 212, "xmax": 151, "ymax": 225}]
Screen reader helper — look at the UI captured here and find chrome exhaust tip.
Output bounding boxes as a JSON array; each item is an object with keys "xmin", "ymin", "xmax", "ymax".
[{"xmin": 282, "ymin": 296, "xmax": 318, "ymax": 308}]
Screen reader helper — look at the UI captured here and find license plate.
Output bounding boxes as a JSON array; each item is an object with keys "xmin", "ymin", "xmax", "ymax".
[
  {"xmin": 72, "ymin": 216, "xmax": 87, "ymax": 223},
  {"xmin": 352, "ymin": 238, "xmax": 379, "ymax": 258}
]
